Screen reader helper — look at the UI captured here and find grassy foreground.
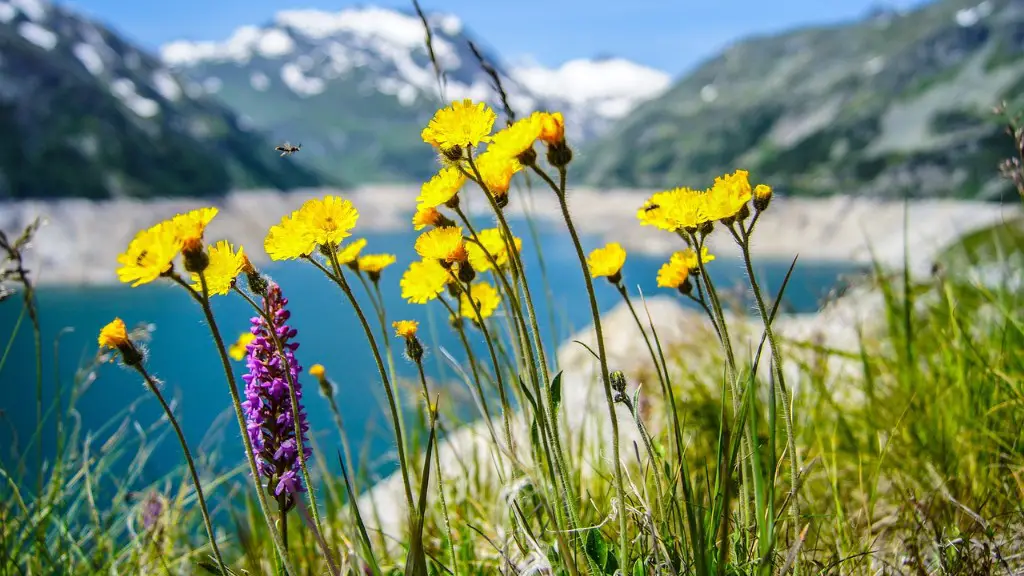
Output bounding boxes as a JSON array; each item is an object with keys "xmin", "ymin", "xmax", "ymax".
[{"xmin": 3, "ymin": 14, "xmax": 1024, "ymax": 576}]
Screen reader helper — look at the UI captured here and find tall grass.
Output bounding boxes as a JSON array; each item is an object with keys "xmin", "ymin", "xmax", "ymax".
[{"xmin": 2, "ymin": 12, "xmax": 1023, "ymax": 576}]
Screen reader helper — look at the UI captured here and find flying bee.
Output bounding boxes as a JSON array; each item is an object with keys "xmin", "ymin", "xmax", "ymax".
[{"xmin": 275, "ymin": 142, "xmax": 302, "ymax": 156}]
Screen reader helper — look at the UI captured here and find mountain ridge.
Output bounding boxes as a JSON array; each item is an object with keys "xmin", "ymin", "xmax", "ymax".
[{"xmin": 157, "ymin": 5, "xmax": 672, "ymax": 184}]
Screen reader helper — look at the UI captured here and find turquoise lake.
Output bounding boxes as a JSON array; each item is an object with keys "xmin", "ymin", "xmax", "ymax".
[{"xmin": 0, "ymin": 218, "xmax": 862, "ymax": 490}]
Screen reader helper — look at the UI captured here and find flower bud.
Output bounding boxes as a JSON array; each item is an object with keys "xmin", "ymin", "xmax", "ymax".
[
  {"xmin": 546, "ymin": 142, "xmax": 573, "ymax": 168},
  {"xmin": 753, "ymin": 184, "xmax": 773, "ymax": 212},
  {"xmin": 182, "ymin": 237, "xmax": 208, "ymax": 273}
]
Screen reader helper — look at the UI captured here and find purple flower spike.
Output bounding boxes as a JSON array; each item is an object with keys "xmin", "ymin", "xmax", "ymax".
[{"xmin": 241, "ymin": 282, "xmax": 311, "ymax": 509}]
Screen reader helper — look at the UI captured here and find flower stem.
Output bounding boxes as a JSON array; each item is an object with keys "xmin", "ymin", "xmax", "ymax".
[
  {"xmin": 540, "ymin": 163, "xmax": 629, "ymax": 569},
  {"xmin": 133, "ymin": 363, "xmax": 228, "ymax": 576},
  {"xmin": 323, "ymin": 251, "xmax": 416, "ymax": 511}
]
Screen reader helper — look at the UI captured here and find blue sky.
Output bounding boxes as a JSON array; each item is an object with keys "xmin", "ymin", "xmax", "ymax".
[{"xmin": 62, "ymin": 0, "xmax": 928, "ymax": 74}]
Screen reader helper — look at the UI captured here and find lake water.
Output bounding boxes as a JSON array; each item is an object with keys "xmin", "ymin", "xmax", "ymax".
[{"xmin": 0, "ymin": 217, "xmax": 862, "ymax": 490}]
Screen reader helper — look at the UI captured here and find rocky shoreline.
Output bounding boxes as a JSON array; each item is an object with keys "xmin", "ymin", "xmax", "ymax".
[{"xmin": 1, "ymin": 187, "xmax": 1018, "ymax": 286}]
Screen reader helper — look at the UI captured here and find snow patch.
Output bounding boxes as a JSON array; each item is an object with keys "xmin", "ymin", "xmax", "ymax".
[
  {"xmin": 434, "ymin": 14, "xmax": 462, "ymax": 36},
  {"xmin": 511, "ymin": 58, "xmax": 671, "ymax": 119},
  {"xmin": 281, "ymin": 62, "xmax": 325, "ymax": 96},
  {"xmin": 863, "ymin": 56, "xmax": 885, "ymax": 75},
  {"xmin": 257, "ymin": 28, "xmax": 294, "ymax": 57},
  {"xmin": 250, "ymin": 71, "xmax": 270, "ymax": 91},
  {"xmin": 152, "ymin": 70, "xmax": 182, "ymax": 101},
  {"xmin": 110, "ymin": 78, "xmax": 160, "ymax": 118},
  {"xmin": 956, "ymin": 1, "xmax": 993, "ymax": 27},
  {"xmin": 18, "ymin": 21, "xmax": 57, "ymax": 50},
  {"xmin": 700, "ymin": 84, "xmax": 718, "ymax": 103},
  {"xmin": 10, "ymin": 0, "xmax": 46, "ymax": 21},
  {"xmin": 73, "ymin": 42, "xmax": 104, "ymax": 75},
  {"xmin": 276, "ymin": 7, "xmax": 422, "ymax": 45},
  {"xmin": 0, "ymin": 3, "xmax": 16, "ymax": 23}
]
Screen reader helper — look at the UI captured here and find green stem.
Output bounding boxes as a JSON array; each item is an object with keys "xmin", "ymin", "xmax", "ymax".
[
  {"xmin": 737, "ymin": 224, "xmax": 799, "ymax": 559},
  {"xmin": 170, "ymin": 274, "xmax": 297, "ymax": 575},
  {"xmin": 540, "ymin": 163, "xmax": 629, "ymax": 569},
  {"xmin": 321, "ymin": 252, "xmax": 416, "ymax": 511},
  {"xmin": 133, "ymin": 363, "xmax": 229, "ymax": 575}
]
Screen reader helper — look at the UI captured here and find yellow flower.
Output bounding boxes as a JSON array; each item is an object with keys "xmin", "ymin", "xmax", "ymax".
[
  {"xmin": 421, "ymin": 99, "xmax": 496, "ymax": 151},
  {"xmin": 753, "ymin": 183, "xmax": 773, "ymax": 211},
  {"xmin": 336, "ymin": 238, "xmax": 368, "ymax": 265},
  {"xmin": 538, "ymin": 112, "xmax": 565, "ymax": 144},
  {"xmin": 357, "ymin": 253, "xmax": 397, "ymax": 274},
  {"xmin": 400, "ymin": 258, "xmax": 450, "ymax": 304},
  {"xmin": 171, "ymin": 207, "xmax": 219, "ymax": 243},
  {"xmin": 486, "ymin": 113, "xmax": 542, "ymax": 159},
  {"xmin": 265, "ymin": 212, "xmax": 317, "ymax": 261},
  {"xmin": 294, "ymin": 196, "xmax": 359, "ymax": 247},
  {"xmin": 474, "ymin": 150, "xmax": 522, "ymax": 198},
  {"xmin": 414, "ymin": 226, "xmax": 467, "ymax": 266},
  {"xmin": 587, "ymin": 242, "xmax": 627, "ymax": 280},
  {"xmin": 191, "ymin": 240, "xmax": 245, "ymax": 296},
  {"xmin": 417, "ymin": 167, "xmax": 466, "ymax": 209},
  {"xmin": 309, "ymin": 363, "xmax": 326, "ymax": 379},
  {"xmin": 98, "ymin": 318, "xmax": 128, "ymax": 349},
  {"xmin": 412, "ymin": 206, "xmax": 445, "ymax": 230},
  {"xmin": 460, "ymin": 282, "xmax": 501, "ymax": 320},
  {"xmin": 228, "ymin": 332, "xmax": 255, "ymax": 361},
  {"xmin": 705, "ymin": 170, "xmax": 752, "ymax": 221},
  {"xmin": 467, "ymin": 228, "xmax": 520, "ymax": 272},
  {"xmin": 656, "ymin": 253, "xmax": 690, "ymax": 289},
  {"xmin": 116, "ymin": 222, "xmax": 182, "ymax": 287},
  {"xmin": 637, "ymin": 187, "xmax": 709, "ymax": 232},
  {"xmin": 393, "ymin": 320, "xmax": 419, "ymax": 339},
  {"xmin": 681, "ymin": 246, "xmax": 716, "ymax": 271}
]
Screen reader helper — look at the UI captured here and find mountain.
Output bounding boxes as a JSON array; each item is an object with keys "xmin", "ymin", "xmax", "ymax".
[
  {"xmin": 577, "ymin": 0, "xmax": 1024, "ymax": 200},
  {"xmin": 159, "ymin": 7, "xmax": 671, "ymax": 184},
  {"xmin": 0, "ymin": 0, "xmax": 329, "ymax": 201}
]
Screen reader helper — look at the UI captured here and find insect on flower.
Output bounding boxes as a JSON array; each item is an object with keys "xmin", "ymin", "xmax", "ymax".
[{"xmin": 275, "ymin": 141, "xmax": 302, "ymax": 157}]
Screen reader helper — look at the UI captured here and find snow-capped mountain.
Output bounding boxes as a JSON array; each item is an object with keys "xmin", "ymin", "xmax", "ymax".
[
  {"xmin": 160, "ymin": 6, "xmax": 671, "ymax": 183},
  {"xmin": 0, "ymin": 0, "xmax": 328, "ymax": 200}
]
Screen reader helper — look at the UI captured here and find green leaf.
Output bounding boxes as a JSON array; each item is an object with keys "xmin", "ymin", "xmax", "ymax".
[
  {"xmin": 584, "ymin": 528, "xmax": 609, "ymax": 571},
  {"xmin": 632, "ymin": 557, "xmax": 646, "ymax": 576},
  {"xmin": 550, "ymin": 371, "xmax": 563, "ymax": 415}
]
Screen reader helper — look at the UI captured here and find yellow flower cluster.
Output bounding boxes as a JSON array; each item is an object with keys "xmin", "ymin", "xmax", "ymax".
[
  {"xmin": 265, "ymin": 196, "xmax": 360, "ymax": 261},
  {"xmin": 116, "ymin": 207, "xmax": 245, "ymax": 294},
  {"xmin": 637, "ymin": 170, "xmax": 773, "ymax": 234}
]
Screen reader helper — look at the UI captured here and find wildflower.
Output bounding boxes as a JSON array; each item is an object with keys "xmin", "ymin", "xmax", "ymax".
[
  {"xmin": 466, "ymin": 228, "xmax": 521, "ymax": 272},
  {"xmin": 587, "ymin": 242, "xmax": 627, "ymax": 284},
  {"xmin": 116, "ymin": 222, "xmax": 181, "ymax": 287},
  {"xmin": 393, "ymin": 320, "xmax": 423, "ymax": 362},
  {"xmin": 637, "ymin": 188, "xmax": 708, "ymax": 233},
  {"xmin": 336, "ymin": 238, "xmax": 368, "ymax": 266},
  {"xmin": 753, "ymin": 183, "xmax": 773, "ymax": 212},
  {"xmin": 171, "ymin": 207, "xmax": 218, "ymax": 243},
  {"xmin": 309, "ymin": 363, "xmax": 326, "ymax": 380},
  {"xmin": 229, "ymin": 332, "xmax": 255, "ymax": 361},
  {"xmin": 98, "ymin": 317, "xmax": 128, "ymax": 349},
  {"xmin": 681, "ymin": 246, "xmax": 716, "ymax": 273},
  {"xmin": 191, "ymin": 241, "xmax": 245, "ymax": 296},
  {"xmin": 460, "ymin": 282, "xmax": 501, "ymax": 321},
  {"xmin": 393, "ymin": 320, "xmax": 419, "ymax": 339},
  {"xmin": 265, "ymin": 212, "xmax": 316, "ymax": 261},
  {"xmin": 705, "ymin": 170, "xmax": 753, "ymax": 222},
  {"xmin": 657, "ymin": 253, "xmax": 692, "ymax": 295},
  {"xmin": 421, "ymin": 99, "xmax": 496, "ymax": 153},
  {"xmin": 141, "ymin": 492, "xmax": 165, "ymax": 532},
  {"xmin": 412, "ymin": 206, "xmax": 452, "ymax": 230},
  {"xmin": 474, "ymin": 151, "xmax": 522, "ymax": 206},
  {"xmin": 241, "ymin": 283, "xmax": 312, "ymax": 504},
  {"xmin": 241, "ymin": 253, "xmax": 269, "ymax": 296},
  {"xmin": 538, "ymin": 112, "xmax": 565, "ymax": 145},
  {"xmin": 417, "ymin": 167, "xmax": 466, "ymax": 209},
  {"xmin": 357, "ymin": 254, "xmax": 397, "ymax": 282},
  {"xmin": 487, "ymin": 113, "xmax": 542, "ymax": 163},
  {"xmin": 415, "ymin": 226, "xmax": 468, "ymax": 268},
  {"xmin": 294, "ymin": 196, "xmax": 359, "ymax": 247},
  {"xmin": 98, "ymin": 317, "xmax": 142, "ymax": 365},
  {"xmin": 400, "ymin": 258, "xmax": 450, "ymax": 304}
]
